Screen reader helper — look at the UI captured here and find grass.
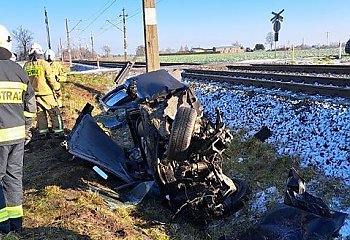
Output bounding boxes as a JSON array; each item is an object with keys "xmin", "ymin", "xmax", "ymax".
[
  {"xmin": 4, "ymin": 66, "xmax": 348, "ymax": 240},
  {"xmin": 223, "ymin": 133, "xmax": 308, "ymax": 192},
  {"xmin": 102, "ymin": 47, "xmax": 350, "ymax": 64}
]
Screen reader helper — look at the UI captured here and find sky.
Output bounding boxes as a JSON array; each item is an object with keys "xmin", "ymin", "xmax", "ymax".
[{"xmin": 1, "ymin": 0, "xmax": 350, "ymax": 55}]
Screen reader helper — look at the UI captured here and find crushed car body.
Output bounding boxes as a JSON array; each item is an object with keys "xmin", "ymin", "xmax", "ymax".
[{"xmin": 66, "ymin": 68, "xmax": 249, "ymax": 221}]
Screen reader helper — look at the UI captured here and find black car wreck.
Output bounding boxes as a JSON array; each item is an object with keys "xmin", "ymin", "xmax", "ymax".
[{"xmin": 65, "ymin": 68, "xmax": 249, "ymax": 222}]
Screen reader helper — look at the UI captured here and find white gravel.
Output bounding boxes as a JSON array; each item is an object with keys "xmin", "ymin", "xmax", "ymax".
[
  {"xmin": 188, "ymin": 79, "xmax": 350, "ymax": 184},
  {"xmin": 187, "ymin": 79, "xmax": 350, "ymax": 238}
]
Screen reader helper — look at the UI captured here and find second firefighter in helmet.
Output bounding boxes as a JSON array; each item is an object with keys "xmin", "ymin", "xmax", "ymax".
[
  {"xmin": 24, "ymin": 43, "xmax": 64, "ymax": 138},
  {"xmin": 44, "ymin": 49, "xmax": 66, "ymax": 107}
]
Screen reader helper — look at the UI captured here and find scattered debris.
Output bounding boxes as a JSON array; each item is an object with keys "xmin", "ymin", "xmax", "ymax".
[
  {"xmin": 237, "ymin": 168, "xmax": 347, "ymax": 240},
  {"xmin": 253, "ymin": 126, "xmax": 272, "ymax": 142}
]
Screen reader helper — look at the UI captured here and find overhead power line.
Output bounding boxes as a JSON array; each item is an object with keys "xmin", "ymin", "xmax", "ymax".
[{"xmin": 81, "ymin": 0, "xmax": 118, "ymax": 33}]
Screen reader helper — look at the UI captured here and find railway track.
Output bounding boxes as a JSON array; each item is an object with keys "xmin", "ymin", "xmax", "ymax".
[
  {"xmin": 182, "ymin": 69, "xmax": 350, "ymax": 99},
  {"xmin": 227, "ymin": 64, "xmax": 350, "ymax": 75},
  {"xmin": 72, "ymin": 60, "xmax": 201, "ymax": 68}
]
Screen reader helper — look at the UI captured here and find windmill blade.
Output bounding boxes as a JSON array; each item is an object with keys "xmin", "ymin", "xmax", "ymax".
[{"xmin": 278, "ymin": 9, "xmax": 285, "ymax": 15}]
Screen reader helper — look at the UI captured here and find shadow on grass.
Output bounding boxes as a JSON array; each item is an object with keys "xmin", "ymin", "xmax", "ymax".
[
  {"xmin": 21, "ymin": 227, "xmax": 91, "ymax": 240},
  {"xmin": 129, "ymin": 197, "xmax": 231, "ymax": 240},
  {"xmin": 0, "ymin": 227, "xmax": 91, "ymax": 240},
  {"xmin": 66, "ymin": 81, "xmax": 103, "ymax": 97}
]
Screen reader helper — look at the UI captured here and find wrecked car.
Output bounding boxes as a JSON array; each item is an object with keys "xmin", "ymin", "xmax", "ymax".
[{"xmin": 66, "ymin": 68, "xmax": 249, "ymax": 221}]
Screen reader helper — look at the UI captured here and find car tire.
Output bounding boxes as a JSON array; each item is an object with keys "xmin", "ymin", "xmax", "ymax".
[{"xmin": 167, "ymin": 106, "xmax": 197, "ymax": 161}]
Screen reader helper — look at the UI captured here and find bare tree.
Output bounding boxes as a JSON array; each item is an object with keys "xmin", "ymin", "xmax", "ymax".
[
  {"xmin": 265, "ymin": 32, "xmax": 274, "ymax": 50},
  {"xmin": 184, "ymin": 45, "xmax": 189, "ymax": 52},
  {"xmin": 178, "ymin": 45, "xmax": 184, "ymax": 52},
  {"xmin": 135, "ymin": 45, "xmax": 145, "ymax": 56},
  {"xmin": 12, "ymin": 26, "xmax": 33, "ymax": 60},
  {"xmin": 232, "ymin": 41, "xmax": 242, "ymax": 48},
  {"xmin": 102, "ymin": 45, "xmax": 111, "ymax": 57}
]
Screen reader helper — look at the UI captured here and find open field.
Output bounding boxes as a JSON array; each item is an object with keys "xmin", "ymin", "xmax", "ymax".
[{"xmin": 104, "ymin": 47, "xmax": 350, "ymax": 64}]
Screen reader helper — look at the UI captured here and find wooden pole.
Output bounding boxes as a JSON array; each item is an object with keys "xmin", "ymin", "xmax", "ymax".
[{"xmin": 142, "ymin": 0, "xmax": 160, "ymax": 72}]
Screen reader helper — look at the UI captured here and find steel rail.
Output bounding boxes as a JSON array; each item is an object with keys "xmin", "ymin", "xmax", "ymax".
[
  {"xmin": 182, "ymin": 70, "xmax": 350, "ymax": 99},
  {"xmin": 227, "ymin": 64, "xmax": 350, "ymax": 75},
  {"xmin": 184, "ymin": 69, "xmax": 350, "ymax": 88},
  {"xmin": 72, "ymin": 60, "xmax": 201, "ymax": 68}
]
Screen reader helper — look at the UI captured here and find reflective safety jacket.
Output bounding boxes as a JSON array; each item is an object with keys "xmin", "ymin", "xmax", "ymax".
[
  {"xmin": 24, "ymin": 59, "xmax": 60, "ymax": 96},
  {"xmin": 50, "ymin": 61, "xmax": 67, "ymax": 82},
  {"xmin": 0, "ymin": 59, "xmax": 36, "ymax": 146}
]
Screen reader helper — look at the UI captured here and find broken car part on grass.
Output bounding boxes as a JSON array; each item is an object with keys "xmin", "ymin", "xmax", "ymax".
[
  {"xmin": 238, "ymin": 168, "xmax": 347, "ymax": 240},
  {"xmin": 65, "ymin": 68, "xmax": 249, "ymax": 222}
]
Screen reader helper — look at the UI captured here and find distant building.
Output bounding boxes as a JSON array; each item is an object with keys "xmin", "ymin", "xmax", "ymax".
[
  {"xmin": 214, "ymin": 46, "xmax": 244, "ymax": 53},
  {"xmin": 190, "ymin": 46, "xmax": 244, "ymax": 54},
  {"xmin": 191, "ymin": 47, "xmax": 215, "ymax": 53}
]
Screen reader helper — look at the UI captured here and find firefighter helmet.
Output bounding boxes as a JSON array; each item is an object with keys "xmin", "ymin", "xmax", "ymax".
[
  {"xmin": 0, "ymin": 24, "xmax": 12, "ymax": 58},
  {"xmin": 44, "ymin": 49, "xmax": 56, "ymax": 61},
  {"xmin": 29, "ymin": 43, "xmax": 44, "ymax": 55}
]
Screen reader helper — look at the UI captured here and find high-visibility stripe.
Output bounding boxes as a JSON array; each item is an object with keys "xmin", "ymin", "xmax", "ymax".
[
  {"xmin": 24, "ymin": 111, "xmax": 36, "ymax": 118},
  {"xmin": 57, "ymin": 115, "xmax": 63, "ymax": 131},
  {"xmin": 24, "ymin": 66, "xmax": 43, "ymax": 77},
  {"xmin": 6, "ymin": 206, "xmax": 23, "ymax": 219},
  {"xmin": 0, "ymin": 89, "xmax": 24, "ymax": 103},
  {"xmin": 38, "ymin": 129, "xmax": 49, "ymax": 134},
  {"xmin": 0, "ymin": 208, "xmax": 9, "ymax": 223},
  {"xmin": 0, "ymin": 82, "xmax": 27, "ymax": 91},
  {"xmin": 0, "ymin": 125, "xmax": 25, "ymax": 142},
  {"xmin": 35, "ymin": 91, "xmax": 54, "ymax": 95},
  {"xmin": 53, "ymin": 129, "xmax": 64, "ymax": 134}
]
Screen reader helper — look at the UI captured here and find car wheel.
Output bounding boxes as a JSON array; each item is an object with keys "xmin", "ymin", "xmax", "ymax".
[{"xmin": 167, "ymin": 106, "xmax": 197, "ymax": 161}]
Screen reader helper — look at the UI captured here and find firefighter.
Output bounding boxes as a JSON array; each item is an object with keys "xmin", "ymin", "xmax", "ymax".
[
  {"xmin": 44, "ymin": 49, "xmax": 67, "ymax": 107},
  {"xmin": 24, "ymin": 43, "xmax": 64, "ymax": 139},
  {"xmin": 0, "ymin": 24, "xmax": 36, "ymax": 233}
]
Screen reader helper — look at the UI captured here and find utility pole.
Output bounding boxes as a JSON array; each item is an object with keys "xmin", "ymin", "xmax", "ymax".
[
  {"xmin": 326, "ymin": 31, "xmax": 330, "ymax": 46},
  {"xmin": 142, "ymin": 0, "xmax": 160, "ymax": 72},
  {"xmin": 44, "ymin": 7, "xmax": 52, "ymax": 49},
  {"xmin": 64, "ymin": 19, "xmax": 81, "ymax": 66},
  {"xmin": 120, "ymin": 8, "xmax": 128, "ymax": 62},
  {"xmin": 65, "ymin": 18, "xmax": 72, "ymax": 66},
  {"xmin": 59, "ymin": 38, "xmax": 63, "ymax": 60},
  {"xmin": 91, "ymin": 33, "xmax": 94, "ymax": 59}
]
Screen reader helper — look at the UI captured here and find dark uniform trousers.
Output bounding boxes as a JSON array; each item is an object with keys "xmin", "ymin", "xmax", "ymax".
[{"xmin": 0, "ymin": 143, "xmax": 24, "ymax": 232}]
